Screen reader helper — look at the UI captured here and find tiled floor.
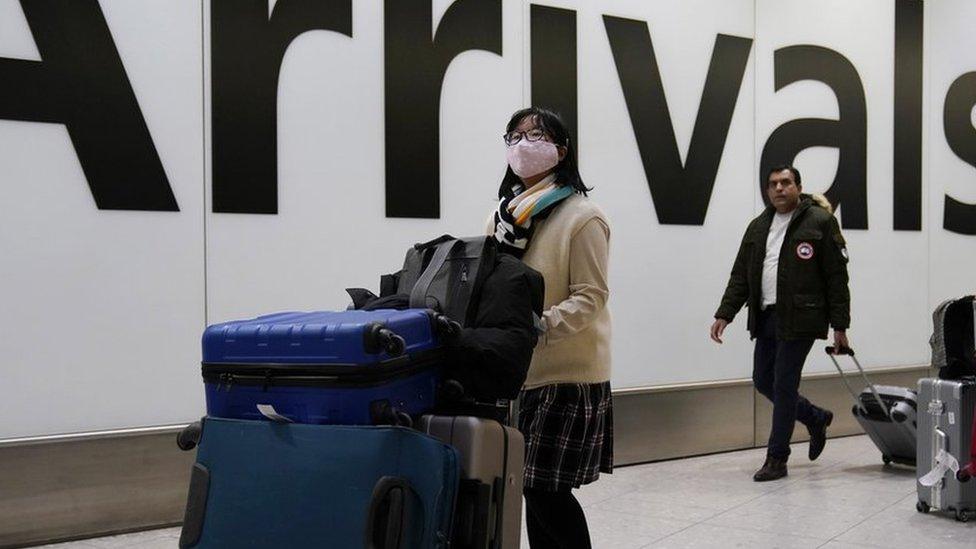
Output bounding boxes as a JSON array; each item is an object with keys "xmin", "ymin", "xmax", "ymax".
[{"xmin": 39, "ymin": 435, "xmax": 974, "ymax": 548}]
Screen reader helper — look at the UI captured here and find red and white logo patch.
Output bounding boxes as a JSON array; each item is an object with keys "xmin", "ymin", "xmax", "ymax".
[{"xmin": 796, "ymin": 242, "xmax": 814, "ymax": 260}]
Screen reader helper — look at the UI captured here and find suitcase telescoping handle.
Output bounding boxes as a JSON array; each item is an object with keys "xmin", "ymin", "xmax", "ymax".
[
  {"xmin": 824, "ymin": 345, "xmax": 894, "ymax": 421},
  {"xmin": 824, "ymin": 346, "xmax": 891, "ymax": 419}
]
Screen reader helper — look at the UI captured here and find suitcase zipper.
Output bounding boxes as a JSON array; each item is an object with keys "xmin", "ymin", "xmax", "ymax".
[
  {"xmin": 219, "ymin": 373, "xmax": 235, "ymax": 392},
  {"xmin": 203, "ymin": 352, "xmax": 442, "ymax": 388}
]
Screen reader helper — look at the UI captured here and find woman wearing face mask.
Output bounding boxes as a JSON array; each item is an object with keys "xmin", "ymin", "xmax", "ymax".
[{"xmin": 491, "ymin": 107, "xmax": 612, "ymax": 548}]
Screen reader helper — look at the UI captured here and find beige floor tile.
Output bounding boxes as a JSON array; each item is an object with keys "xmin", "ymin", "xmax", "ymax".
[
  {"xmin": 82, "ymin": 528, "xmax": 179, "ymax": 548},
  {"xmin": 751, "ymin": 478, "xmax": 912, "ymax": 519},
  {"xmin": 584, "ymin": 508, "xmax": 694, "ymax": 547},
  {"xmin": 817, "ymin": 542, "xmax": 883, "ymax": 549},
  {"xmin": 645, "ymin": 523, "xmax": 823, "ymax": 549},
  {"xmin": 589, "ymin": 494, "xmax": 719, "ymax": 523},
  {"xmin": 833, "ymin": 494, "xmax": 976, "ymax": 548},
  {"xmin": 705, "ymin": 498, "xmax": 869, "ymax": 540}
]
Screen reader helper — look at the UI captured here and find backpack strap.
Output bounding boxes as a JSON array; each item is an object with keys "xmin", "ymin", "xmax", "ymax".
[{"xmin": 409, "ymin": 238, "xmax": 463, "ymax": 310}]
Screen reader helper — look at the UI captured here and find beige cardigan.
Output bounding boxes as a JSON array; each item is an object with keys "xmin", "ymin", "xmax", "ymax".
[{"xmin": 486, "ymin": 194, "xmax": 612, "ymax": 389}]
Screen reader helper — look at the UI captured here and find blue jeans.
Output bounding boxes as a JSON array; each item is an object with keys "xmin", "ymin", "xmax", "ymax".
[{"xmin": 753, "ymin": 308, "xmax": 826, "ymax": 460}]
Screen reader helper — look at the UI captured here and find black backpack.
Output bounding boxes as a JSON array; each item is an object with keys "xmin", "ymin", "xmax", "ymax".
[
  {"xmin": 347, "ymin": 235, "xmax": 495, "ymax": 326},
  {"xmin": 930, "ymin": 296, "xmax": 976, "ymax": 379},
  {"xmin": 347, "ymin": 235, "xmax": 544, "ymax": 401}
]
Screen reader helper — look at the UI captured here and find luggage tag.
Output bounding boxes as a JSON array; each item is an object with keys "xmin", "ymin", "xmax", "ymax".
[
  {"xmin": 257, "ymin": 404, "xmax": 293, "ymax": 423},
  {"xmin": 919, "ymin": 449, "xmax": 960, "ymax": 486}
]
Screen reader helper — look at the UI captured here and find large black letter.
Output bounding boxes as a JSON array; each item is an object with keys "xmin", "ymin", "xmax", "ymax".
[
  {"xmin": 893, "ymin": 0, "xmax": 924, "ymax": 230},
  {"xmin": 211, "ymin": 0, "xmax": 352, "ymax": 214},
  {"xmin": 531, "ymin": 5, "xmax": 577, "ymax": 148},
  {"xmin": 0, "ymin": 0, "xmax": 177, "ymax": 211},
  {"xmin": 943, "ymin": 72, "xmax": 976, "ymax": 235},
  {"xmin": 760, "ymin": 46, "xmax": 867, "ymax": 229},
  {"xmin": 604, "ymin": 16, "xmax": 752, "ymax": 225},
  {"xmin": 385, "ymin": 0, "xmax": 502, "ymax": 218}
]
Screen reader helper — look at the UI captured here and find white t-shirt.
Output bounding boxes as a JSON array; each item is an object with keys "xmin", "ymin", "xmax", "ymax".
[{"xmin": 761, "ymin": 211, "xmax": 794, "ymax": 307}]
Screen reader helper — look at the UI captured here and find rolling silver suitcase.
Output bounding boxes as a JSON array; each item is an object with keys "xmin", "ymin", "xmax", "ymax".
[
  {"xmin": 418, "ymin": 414, "xmax": 524, "ymax": 549},
  {"xmin": 826, "ymin": 346, "xmax": 917, "ymax": 466},
  {"xmin": 916, "ymin": 377, "xmax": 976, "ymax": 522}
]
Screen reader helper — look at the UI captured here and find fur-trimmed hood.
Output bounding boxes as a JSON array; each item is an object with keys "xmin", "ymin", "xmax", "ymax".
[{"xmin": 807, "ymin": 193, "xmax": 833, "ymax": 214}]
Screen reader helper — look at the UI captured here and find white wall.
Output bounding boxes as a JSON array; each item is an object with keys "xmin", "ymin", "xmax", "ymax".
[
  {"xmin": 0, "ymin": 0, "xmax": 973, "ymax": 438},
  {"xmin": 0, "ymin": 0, "xmax": 206, "ymax": 438},
  {"xmin": 928, "ymin": 0, "xmax": 976, "ymax": 312},
  {"xmin": 754, "ymin": 0, "xmax": 930, "ymax": 379}
]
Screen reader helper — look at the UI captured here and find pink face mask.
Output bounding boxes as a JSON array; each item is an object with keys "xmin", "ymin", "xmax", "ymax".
[{"xmin": 506, "ymin": 139, "xmax": 559, "ymax": 179}]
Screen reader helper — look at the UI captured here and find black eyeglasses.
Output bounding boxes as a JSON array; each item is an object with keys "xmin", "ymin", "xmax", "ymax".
[{"xmin": 503, "ymin": 128, "xmax": 547, "ymax": 146}]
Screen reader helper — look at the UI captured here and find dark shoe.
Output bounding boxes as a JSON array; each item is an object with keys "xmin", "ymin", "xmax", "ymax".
[
  {"xmin": 808, "ymin": 410, "xmax": 834, "ymax": 461},
  {"xmin": 753, "ymin": 457, "xmax": 788, "ymax": 482}
]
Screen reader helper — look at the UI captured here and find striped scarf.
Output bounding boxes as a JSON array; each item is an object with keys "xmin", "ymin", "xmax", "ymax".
[{"xmin": 493, "ymin": 174, "xmax": 574, "ymax": 257}]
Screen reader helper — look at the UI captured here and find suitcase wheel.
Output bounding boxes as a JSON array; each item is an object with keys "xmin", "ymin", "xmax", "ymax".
[
  {"xmin": 363, "ymin": 323, "xmax": 407, "ymax": 356},
  {"xmin": 177, "ymin": 421, "xmax": 203, "ymax": 451},
  {"xmin": 957, "ymin": 466, "xmax": 974, "ymax": 483},
  {"xmin": 916, "ymin": 501, "xmax": 930, "ymax": 514},
  {"xmin": 955, "ymin": 510, "xmax": 970, "ymax": 523},
  {"xmin": 882, "ymin": 455, "xmax": 892, "ymax": 466}
]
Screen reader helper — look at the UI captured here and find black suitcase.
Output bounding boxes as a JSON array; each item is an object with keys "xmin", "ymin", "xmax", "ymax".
[{"xmin": 827, "ymin": 347, "xmax": 917, "ymax": 466}]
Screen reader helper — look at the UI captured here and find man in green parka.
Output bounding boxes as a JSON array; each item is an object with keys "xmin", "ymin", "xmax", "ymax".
[{"xmin": 710, "ymin": 164, "xmax": 851, "ymax": 482}]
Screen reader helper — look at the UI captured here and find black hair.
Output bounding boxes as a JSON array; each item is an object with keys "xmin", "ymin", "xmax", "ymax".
[
  {"xmin": 497, "ymin": 107, "xmax": 591, "ymax": 199},
  {"xmin": 765, "ymin": 164, "xmax": 801, "ymax": 187}
]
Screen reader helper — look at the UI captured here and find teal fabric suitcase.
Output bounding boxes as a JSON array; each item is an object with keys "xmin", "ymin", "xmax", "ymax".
[{"xmin": 179, "ymin": 417, "xmax": 459, "ymax": 548}]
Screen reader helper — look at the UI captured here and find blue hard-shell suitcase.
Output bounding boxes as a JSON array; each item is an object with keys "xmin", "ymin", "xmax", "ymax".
[
  {"xmin": 178, "ymin": 417, "xmax": 460, "ymax": 548},
  {"xmin": 202, "ymin": 309, "xmax": 448, "ymax": 425}
]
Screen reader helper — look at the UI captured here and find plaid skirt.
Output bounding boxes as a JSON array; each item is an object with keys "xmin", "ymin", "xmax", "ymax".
[{"xmin": 518, "ymin": 381, "xmax": 614, "ymax": 491}]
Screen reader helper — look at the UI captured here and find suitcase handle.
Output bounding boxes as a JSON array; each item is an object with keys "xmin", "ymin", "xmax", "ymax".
[
  {"xmin": 365, "ymin": 476, "xmax": 414, "ymax": 549},
  {"xmin": 178, "ymin": 463, "xmax": 210, "ymax": 548},
  {"xmin": 825, "ymin": 345, "xmax": 855, "ymax": 357}
]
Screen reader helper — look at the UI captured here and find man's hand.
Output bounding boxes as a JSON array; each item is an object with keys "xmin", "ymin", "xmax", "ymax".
[
  {"xmin": 832, "ymin": 330, "xmax": 850, "ymax": 353},
  {"xmin": 710, "ymin": 318, "xmax": 729, "ymax": 344}
]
